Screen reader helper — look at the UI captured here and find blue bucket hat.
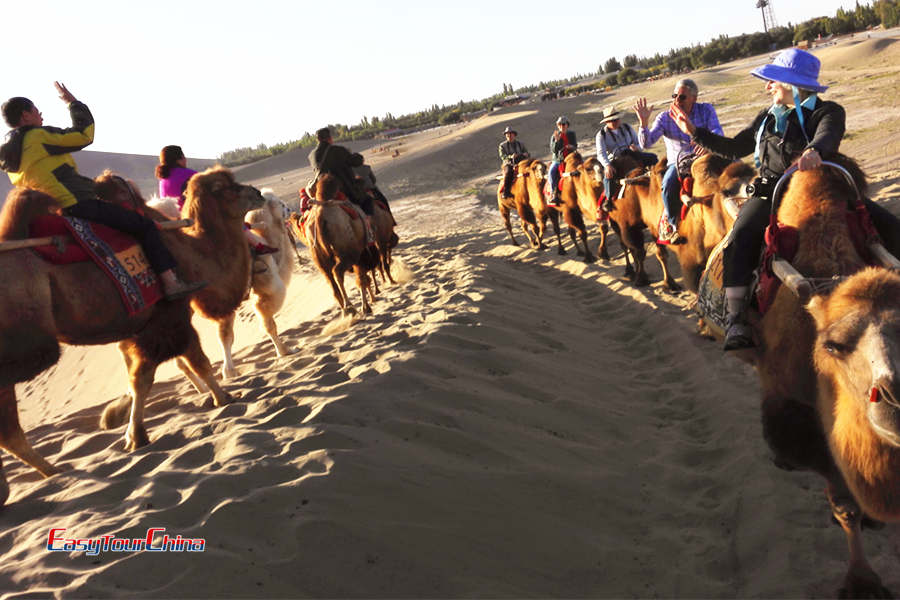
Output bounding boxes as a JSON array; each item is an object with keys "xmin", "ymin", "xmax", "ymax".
[{"xmin": 750, "ymin": 48, "xmax": 827, "ymax": 93}]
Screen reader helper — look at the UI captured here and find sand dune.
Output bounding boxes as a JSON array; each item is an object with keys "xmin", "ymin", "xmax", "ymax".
[{"xmin": 2, "ymin": 31, "xmax": 900, "ymax": 598}]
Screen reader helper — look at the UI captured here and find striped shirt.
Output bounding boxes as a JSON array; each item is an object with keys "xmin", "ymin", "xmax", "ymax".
[{"xmin": 639, "ymin": 102, "xmax": 722, "ymax": 164}]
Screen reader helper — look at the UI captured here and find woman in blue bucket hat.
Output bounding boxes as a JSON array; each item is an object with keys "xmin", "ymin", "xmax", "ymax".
[{"xmin": 670, "ymin": 48, "xmax": 900, "ymax": 351}]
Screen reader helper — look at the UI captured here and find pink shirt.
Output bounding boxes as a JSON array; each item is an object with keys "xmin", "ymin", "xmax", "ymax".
[{"xmin": 158, "ymin": 166, "xmax": 197, "ymax": 208}]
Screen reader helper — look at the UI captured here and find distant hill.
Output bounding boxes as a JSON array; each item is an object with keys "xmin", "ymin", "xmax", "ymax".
[{"xmin": 0, "ymin": 150, "xmax": 218, "ymax": 205}]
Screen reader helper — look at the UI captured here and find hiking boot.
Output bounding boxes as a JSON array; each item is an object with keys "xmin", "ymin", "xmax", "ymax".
[
  {"xmin": 163, "ymin": 278, "xmax": 208, "ymax": 301},
  {"xmin": 656, "ymin": 219, "xmax": 685, "ymax": 245},
  {"xmin": 547, "ymin": 193, "xmax": 562, "ymax": 207},
  {"xmin": 601, "ymin": 198, "xmax": 615, "ymax": 213},
  {"xmin": 723, "ymin": 313, "xmax": 755, "ymax": 351}
]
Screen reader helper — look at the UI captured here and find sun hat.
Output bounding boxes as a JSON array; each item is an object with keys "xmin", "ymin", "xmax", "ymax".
[
  {"xmin": 750, "ymin": 48, "xmax": 827, "ymax": 93},
  {"xmin": 600, "ymin": 107, "xmax": 621, "ymax": 124},
  {"xmin": 556, "ymin": 116, "xmax": 570, "ymax": 125},
  {"xmin": 503, "ymin": 126, "xmax": 517, "ymax": 135}
]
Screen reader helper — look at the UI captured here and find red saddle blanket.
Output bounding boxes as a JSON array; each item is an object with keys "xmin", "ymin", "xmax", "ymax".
[
  {"xmin": 29, "ymin": 215, "xmax": 163, "ymax": 315},
  {"xmin": 755, "ymin": 204, "xmax": 879, "ymax": 314}
]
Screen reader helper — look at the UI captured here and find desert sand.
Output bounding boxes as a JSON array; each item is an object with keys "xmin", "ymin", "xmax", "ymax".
[{"xmin": 1, "ymin": 33, "xmax": 899, "ymax": 598}]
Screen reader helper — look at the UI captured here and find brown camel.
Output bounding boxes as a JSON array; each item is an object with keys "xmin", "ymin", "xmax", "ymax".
[
  {"xmin": 496, "ymin": 159, "xmax": 540, "ymax": 248},
  {"xmin": 670, "ymin": 156, "xmax": 755, "ymax": 291},
  {"xmin": 292, "ymin": 174, "xmax": 377, "ymax": 316},
  {"xmin": 521, "ymin": 159, "xmax": 566, "ymax": 255},
  {"xmin": 0, "ymin": 167, "xmax": 264, "ymax": 505},
  {"xmin": 370, "ymin": 196, "xmax": 399, "ymax": 290},
  {"xmin": 740, "ymin": 157, "xmax": 899, "ymax": 597},
  {"xmin": 606, "ymin": 155, "xmax": 752, "ymax": 291},
  {"xmin": 556, "ymin": 152, "xmax": 595, "ymax": 263},
  {"xmin": 575, "ymin": 154, "xmax": 634, "ymax": 268}
]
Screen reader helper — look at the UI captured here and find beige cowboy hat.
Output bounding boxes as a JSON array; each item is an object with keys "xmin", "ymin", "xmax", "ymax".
[{"xmin": 600, "ymin": 107, "xmax": 622, "ymax": 124}]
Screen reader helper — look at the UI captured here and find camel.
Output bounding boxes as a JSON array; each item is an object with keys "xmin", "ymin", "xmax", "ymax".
[
  {"xmin": 520, "ymin": 159, "xmax": 566, "ymax": 255},
  {"xmin": 215, "ymin": 189, "xmax": 299, "ymax": 378},
  {"xmin": 555, "ymin": 152, "xmax": 596, "ymax": 263},
  {"xmin": 570, "ymin": 153, "xmax": 633, "ymax": 267},
  {"xmin": 291, "ymin": 174, "xmax": 377, "ymax": 316},
  {"xmin": 727, "ymin": 157, "xmax": 900, "ymax": 597},
  {"xmin": 0, "ymin": 167, "xmax": 264, "ymax": 505},
  {"xmin": 496, "ymin": 160, "xmax": 540, "ymax": 248},
  {"xmin": 606, "ymin": 155, "xmax": 752, "ymax": 291},
  {"xmin": 669, "ymin": 156, "xmax": 755, "ymax": 291},
  {"xmin": 369, "ymin": 196, "xmax": 399, "ymax": 290}
]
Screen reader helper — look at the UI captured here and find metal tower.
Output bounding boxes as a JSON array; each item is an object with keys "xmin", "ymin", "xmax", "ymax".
[{"xmin": 756, "ymin": 0, "xmax": 778, "ymax": 33}]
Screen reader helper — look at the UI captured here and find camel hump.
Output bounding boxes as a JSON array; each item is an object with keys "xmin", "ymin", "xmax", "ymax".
[{"xmin": 0, "ymin": 188, "xmax": 59, "ymax": 240}]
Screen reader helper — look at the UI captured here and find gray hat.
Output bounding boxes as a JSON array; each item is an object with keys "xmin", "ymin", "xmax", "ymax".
[
  {"xmin": 503, "ymin": 126, "xmax": 517, "ymax": 135},
  {"xmin": 556, "ymin": 116, "xmax": 570, "ymax": 125},
  {"xmin": 600, "ymin": 107, "xmax": 622, "ymax": 124}
]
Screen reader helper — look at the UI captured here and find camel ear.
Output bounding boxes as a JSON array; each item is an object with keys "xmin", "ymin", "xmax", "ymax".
[{"xmin": 806, "ymin": 295, "xmax": 827, "ymax": 331}]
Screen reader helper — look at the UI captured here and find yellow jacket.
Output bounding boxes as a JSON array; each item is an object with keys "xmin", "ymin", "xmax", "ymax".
[{"xmin": 0, "ymin": 101, "xmax": 96, "ymax": 208}]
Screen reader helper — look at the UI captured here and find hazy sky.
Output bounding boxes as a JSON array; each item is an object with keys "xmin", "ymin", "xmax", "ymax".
[{"xmin": 0, "ymin": 0, "xmax": 864, "ymax": 158}]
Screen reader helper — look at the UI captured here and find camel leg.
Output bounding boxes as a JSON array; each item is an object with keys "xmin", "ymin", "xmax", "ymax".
[
  {"xmin": 355, "ymin": 265, "xmax": 373, "ymax": 315},
  {"xmin": 0, "ymin": 386, "xmax": 59, "ymax": 480},
  {"xmin": 609, "ymin": 220, "xmax": 635, "ymax": 278},
  {"xmin": 627, "ymin": 227, "xmax": 648, "ymax": 286},
  {"xmin": 653, "ymin": 243, "xmax": 682, "ymax": 291},
  {"xmin": 567, "ymin": 227, "xmax": 582, "ymax": 256},
  {"xmin": 175, "ymin": 357, "xmax": 210, "ymax": 393},
  {"xmin": 332, "ymin": 264, "xmax": 355, "ymax": 317},
  {"xmin": 827, "ymin": 481, "xmax": 890, "ymax": 598},
  {"xmin": 500, "ymin": 206, "xmax": 519, "ymax": 246},
  {"xmin": 566, "ymin": 208, "xmax": 595, "ymax": 263},
  {"xmin": 548, "ymin": 211, "xmax": 566, "ymax": 255},
  {"xmin": 255, "ymin": 309, "xmax": 294, "ymax": 357},
  {"xmin": 596, "ymin": 221, "xmax": 611, "ymax": 262},
  {"xmin": 218, "ymin": 313, "xmax": 239, "ymax": 380},
  {"xmin": 179, "ymin": 330, "xmax": 233, "ymax": 408},
  {"xmin": 381, "ymin": 250, "xmax": 396, "ymax": 284}
]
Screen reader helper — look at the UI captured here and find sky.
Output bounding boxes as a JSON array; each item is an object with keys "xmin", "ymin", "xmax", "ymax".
[{"xmin": 0, "ymin": 0, "xmax": 865, "ymax": 159}]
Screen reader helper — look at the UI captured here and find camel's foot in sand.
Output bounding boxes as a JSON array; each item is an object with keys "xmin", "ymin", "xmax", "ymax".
[
  {"xmin": 222, "ymin": 365, "xmax": 239, "ymax": 381},
  {"xmin": 124, "ymin": 424, "xmax": 150, "ymax": 452},
  {"xmin": 537, "ymin": 243, "xmax": 548, "ymax": 251},
  {"xmin": 0, "ymin": 474, "xmax": 9, "ymax": 507},
  {"xmin": 665, "ymin": 279, "xmax": 683, "ymax": 292},
  {"xmin": 557, "ymin": 247, "xmax": 566, "ymax": 256},
  {"xmin": 623, "ymin": 264, "xmax": 636, "ymax": 279},
  {"xmin": 839, "ymin": 565, "xmax": 891, "ymax": 599},
  {"xmin": 275, "ymin": 346, "xmax": 298, "ymax": 358},
  {"xmin": 598, "ymin": 248, "xmax": 611, "ymax": 262},
  {"xmin": 633, "ymin": 272, "xmax": 650, "ymax": 287},
  {"xmin": 100, "ymin": 396, "xmax": 132, "ymax": 430},
  {"xmin": 583, "ymin": 253, "xmax": 597, "ymax": 264}
]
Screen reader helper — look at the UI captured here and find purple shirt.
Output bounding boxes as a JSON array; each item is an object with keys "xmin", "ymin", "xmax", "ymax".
[
  {"xmin": 158, "ymin": 166, "xmax": 197, "ymax": 207},
  {"xmin": 638, "ymin": 102, "xmax": 722, "ymax": 164}
]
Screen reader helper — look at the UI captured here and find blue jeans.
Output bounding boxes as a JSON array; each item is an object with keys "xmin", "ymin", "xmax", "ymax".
[
  {"xmin": 661, "ymin": 163, "xmax": 681, "ymax": 228},
  {"xmin": 549, "ymin": 162, "xmax": 561, "ymax": 197}
]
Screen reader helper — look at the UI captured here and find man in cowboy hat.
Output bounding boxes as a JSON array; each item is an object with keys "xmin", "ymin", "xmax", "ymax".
[
  {"xmin": 594, "ymin": 106, "xmax": 657, "ymax": 211},
  {"xmin": 548, "ymin": 116, "xmax": 576, "ymax": 206},
  {"xmin": 634, "ymin": 79, "xmax": 722, "ymax": 244},
  {"xmin": 671, "ymin": 47, "xmax": 900, "ymax": 350},
  {"xmin": 498, "ymin": 126, "xmax": 530, "ymax": 199}
]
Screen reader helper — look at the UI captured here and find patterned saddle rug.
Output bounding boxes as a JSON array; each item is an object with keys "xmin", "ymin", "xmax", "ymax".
[{"xmin": 29, "ymin": 215, "xmax": 163, "ymax": 315}]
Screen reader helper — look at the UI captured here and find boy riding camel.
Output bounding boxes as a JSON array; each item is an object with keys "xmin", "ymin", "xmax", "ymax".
[{"xmin": 0, "ymin": 82, "xmax": 205, "ymax": 300}]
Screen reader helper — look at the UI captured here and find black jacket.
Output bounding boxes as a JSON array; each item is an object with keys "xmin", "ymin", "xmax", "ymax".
[
  {"xmin": 308, "ymin": 142, "xmax": 362, "ymax": 201},
  {"xmin": 692, "ymin": 98, "xmax": 845, "ymax": 181}
]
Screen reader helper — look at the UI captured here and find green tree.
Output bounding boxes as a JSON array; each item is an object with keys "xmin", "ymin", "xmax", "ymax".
[{"xmin": 603, "ymin": 57, "xmax": 622, "ymax": 73}]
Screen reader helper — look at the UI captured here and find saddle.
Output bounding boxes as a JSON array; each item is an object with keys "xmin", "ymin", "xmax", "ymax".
[{"xmin": 29, "ymin": 214, "xmax": 163, "ymax": 315}]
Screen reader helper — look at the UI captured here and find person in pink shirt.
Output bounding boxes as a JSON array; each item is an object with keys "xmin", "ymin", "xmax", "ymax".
[
  {"xmin": 156, "ymin": 145, "xmax": 196, "ymax": 210},
  {"xmin": 156, "ymin": 145, "xmax": 277, "ymax": 256}
]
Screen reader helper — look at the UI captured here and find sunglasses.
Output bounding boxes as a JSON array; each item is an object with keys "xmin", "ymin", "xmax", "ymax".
[{"xmin": 672, "ymin": 93, "xmax": 689, "ymax": 101}]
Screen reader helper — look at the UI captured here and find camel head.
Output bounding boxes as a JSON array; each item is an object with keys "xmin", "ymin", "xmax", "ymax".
[
  {"xmin": 808, "ymin": 267, "xmax": 900, "ymax": 447},
  {"xmin": 714, "ymin": 161, "xmax": 756, "ymax": 222},
  {"xmin": 583, "ymin": 156, "xmax": 603, "ymax": 185},
  {"xmin": 95, "ymin": 171, "xmax": 147, "ymax": 212},
  {"xmin": 315, "ymin": 174, "xmax": 341, "ymax": 201},
  {"xmin": 183, "ymin": 167, "xmax": 264, "ymax": 226},
  {"xmin": 563, "ymin": 151, "xmax": 583, "ymax": 173}
]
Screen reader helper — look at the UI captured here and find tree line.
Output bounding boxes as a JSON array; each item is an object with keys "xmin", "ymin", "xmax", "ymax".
[{"xmin": 219, "ymin": 0, "xmax": 898, "ymax": 167}]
